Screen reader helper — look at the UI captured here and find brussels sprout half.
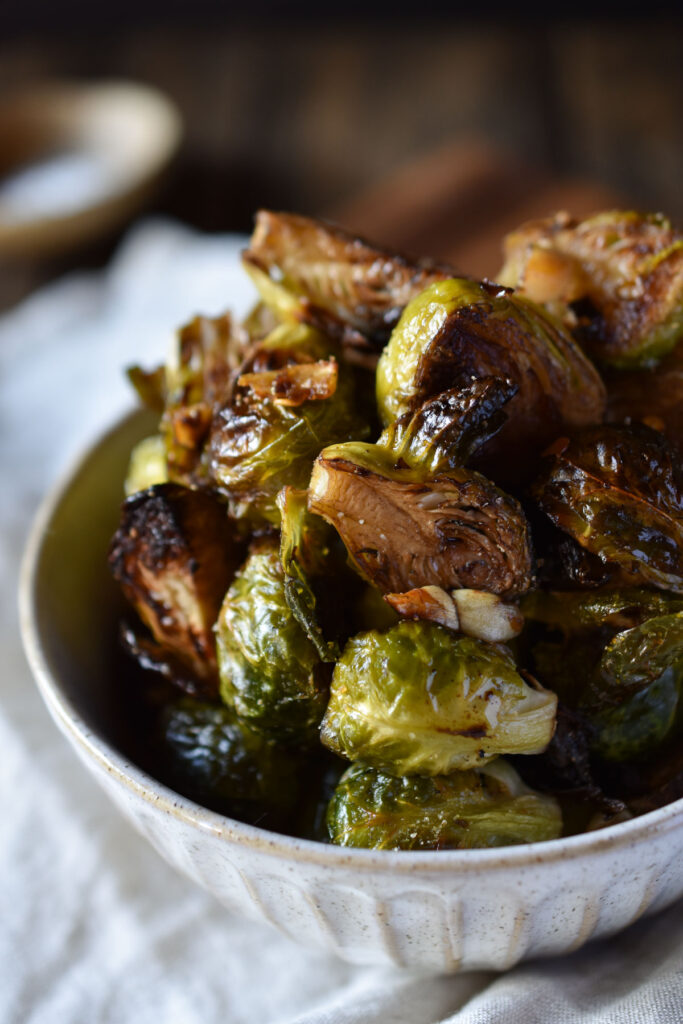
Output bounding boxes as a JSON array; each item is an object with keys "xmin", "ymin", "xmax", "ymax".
[
  {"xmin": 244, "ymin": 210, "xmax": 452, "ymax": 362},
  {"xmin": 321, "ymin": 620, "xmax": 556, "ymax": 775},
  {"xmin": 309, "ymin": 440, "xmax": 532, "ymax": 599},
  {"xmin": 533, "ymin": 424, "xmax": 683, "ymax": 593},
  {"xmin": 108, "ymin": 483, "xmax": 244, "ymax": 695},
  {"xmin": 499, "ymin": 210, "xmax": 683, "ymax": 369},
  {"xmin": 327, "ymin": 759, "xmax": 562, "ymax": 850},
  {"xmin": 216, "ymin": 540, "xmax": 329, "ymax": 745},
  {"xmin": 375, "ymin": 278, "xmax": 605, "ymax": 474}
]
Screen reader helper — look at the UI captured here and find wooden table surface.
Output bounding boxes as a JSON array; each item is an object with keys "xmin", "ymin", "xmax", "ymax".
[{"xmin": 0, "ymin": 19, "xmax": 681, "ymax": 309}]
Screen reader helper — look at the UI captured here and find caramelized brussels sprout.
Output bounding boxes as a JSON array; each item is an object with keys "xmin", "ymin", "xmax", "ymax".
[
  {"xmin": 124, "ymin": 435, "xmax": 168, "ymax": 496},
  {"xmin": 375, "ymin": 278, "xmax": 605, "ymax": 471},
  {"xmin": 208, "ymin": 325, "xmax": 368, "ymax": 525},
  {"xmin": 109, "ymin": 484, "xmax": 244, "ymax": 694},
  {"xmin": 156, "ymin": 698, "xmax": 301, "ymax": 825},
  {"xmin": 533, "ymin": 424, "xmax": 683, "ymax": 593},
  {"xmin": 244, "ymin": 210, "xmax": 451, "ymax": 362},
  {"xmin": 499, "ymin": 211, "xmax": 683, "ymax": 368},
  {"xmin": 309, "ymin": 438, "xmax": 532, "ymax": 598},
  {"xmin": 277, "ymin": 486, "xmax": 340, "ymax": 662},
  {"xmin": 327, "ymin": 759, "xmax": 562, "ymax": 849},
  {"xmin": 216, "ymin": 540, "xmax": 329, "ymax": 745},
  {"xmin": 321, "ymin": 620, "xmax": 556, "ymax": 775}
]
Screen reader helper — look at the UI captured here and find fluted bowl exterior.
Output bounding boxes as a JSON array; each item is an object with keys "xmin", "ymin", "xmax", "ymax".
[{"xmin": 20, "ymin": 408, "xmax": 683, "ymax": 973}]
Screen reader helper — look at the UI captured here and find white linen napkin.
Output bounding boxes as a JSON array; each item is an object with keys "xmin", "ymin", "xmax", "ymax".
[{"xmin": 1, "ymin": 220, "xmax": 681, "ymax": 1024}]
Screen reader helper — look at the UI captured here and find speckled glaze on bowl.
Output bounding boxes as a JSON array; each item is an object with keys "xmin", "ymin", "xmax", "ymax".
[{"xmin": 19, "ymin": 408, "xmax": 683, "ymax": 973}]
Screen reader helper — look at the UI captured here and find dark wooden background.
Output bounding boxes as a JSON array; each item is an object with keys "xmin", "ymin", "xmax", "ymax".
[{"xmin": 1, "ymin": 16, "xmax": 682, "ymax": 309}]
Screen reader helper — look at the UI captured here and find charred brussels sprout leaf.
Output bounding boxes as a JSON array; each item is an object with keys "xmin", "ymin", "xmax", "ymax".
[
  {"xmin": 321, "ymin": 620, "xmax": 556, "ymax": 775},
  {"xmin": 309, "ymin": 439, "xmax": 532, "ymax": 598},
  {"xmin": 277, "ymin": 486, "xmax": 340, "ymax": 662},
  {"xmin": 243, "ymin": 210, "xmax": 452, "ymax": 362},
  {"xmin": 157, "ymin": 698, "xmax": 301, "ymax": 826},
  {"xmin": 216, "ymin": 540, "xmax": 329, "ymax": 745},
  {"xmin": 533, "ymin": 424, "xmax": 683, "ymax": 593},
  {"xmin": 327, "ymin": 759, "xmax": 562, "ymax": 850},
  {"xmin": 108, "ymin": 484, "xmax": 244, "ymax": 695},
  {"xmin": 208, "ymin": 325, "xmax": 368, "ymax": 525},
  {"xmin": 380, "ymin": 377, "xmax": 518, "ymax": 474},
  {"xmin": 499, "ymin": 211, "xmax": 683, "ymax": 368},
  {"xmin": 161, "ymin": 313, "xmax": 247, "ymax": 486},
  {"xmin": 375, "ymin": 278, "xmax": 605, "ymax": 472}
]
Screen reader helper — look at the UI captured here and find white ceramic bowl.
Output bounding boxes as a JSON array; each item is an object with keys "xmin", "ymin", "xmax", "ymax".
[{"xmin": 20, "ymin": 408, "xmax": 683, "ymax": 973}]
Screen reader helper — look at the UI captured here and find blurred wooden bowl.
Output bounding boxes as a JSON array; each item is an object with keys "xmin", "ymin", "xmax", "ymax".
[{"xmin": 0, "ymin": 81, "xmax": 182, "ymax": 259}]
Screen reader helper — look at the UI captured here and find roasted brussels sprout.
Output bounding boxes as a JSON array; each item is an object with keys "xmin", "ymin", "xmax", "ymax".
[
  {"xmin": 309, "ymin": 437, "xmax": 532, "ymax": 598},
  {"xmin": 533, "ymin": 424, "xmax": 683, "ymax": 593},
  {"xmin": 243, "ymin": 210, "xmax": 452, "ymax": 363},
  {"xmin": 109, "ymin": 484, "xmax": 244, "ymax": 694},
  {"xmin": 156, "ymin": 698, "xmax": 301, "ymax": 825},
  {"xmin": 124, "ymin": 435, "xmax": 168, "ymax": 496},
  {"xmin": 499, "ymin": 211, "xmax": 683, "ymax": 368},
  {"xmin": 327, "ymin": 759, "xmax": 562, "ymax": 849},
  {"xmin": 208, "ymin": 325, "xmax": 368, "ymax": 525},
  {"xmin": 127, "ymin": 364, "xmax": 166, "ymax": 412},
  {"xmin": 216, "ymin": 540, "xmax": 329, "ymax": 745},
  {"xmin": 375, "ymin": 278, "xmax": 605, "ymax": 472},
  {"xmin": 321, "ymin": 620, "xmax": 556, "ymax": 775}
]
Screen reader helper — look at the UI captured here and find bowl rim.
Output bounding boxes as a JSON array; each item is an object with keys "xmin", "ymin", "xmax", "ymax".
[{"xmin": 18, "ymin": 406, "xmax": 683, "ymax": 874}]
